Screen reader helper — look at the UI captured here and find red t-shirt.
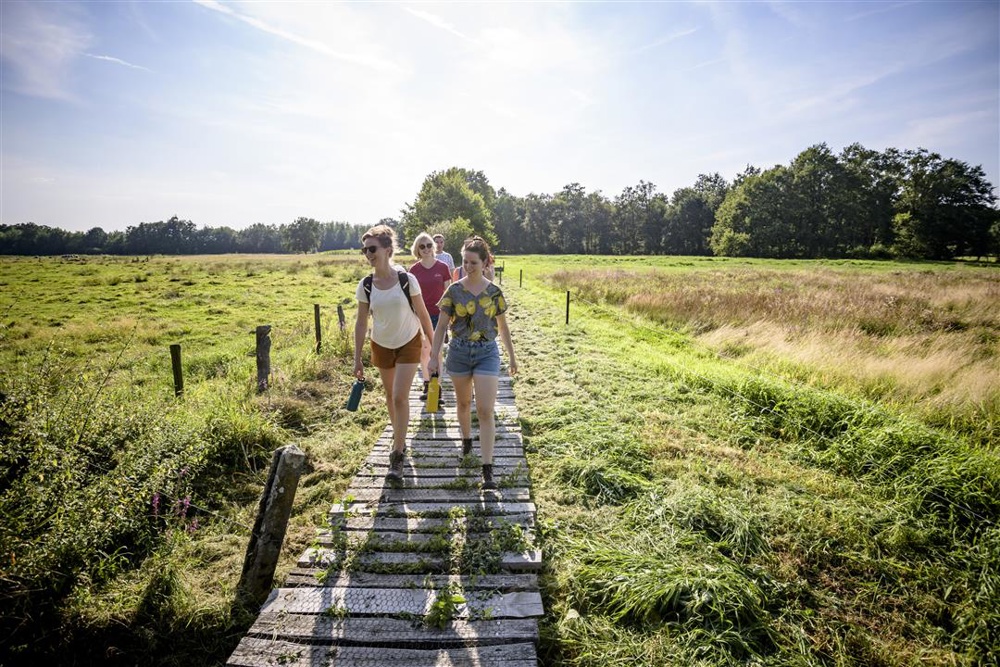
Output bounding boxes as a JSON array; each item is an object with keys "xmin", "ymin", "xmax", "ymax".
[{"xmin": 409, "ymin": 260, "xmax": 451, "ymax": 317}]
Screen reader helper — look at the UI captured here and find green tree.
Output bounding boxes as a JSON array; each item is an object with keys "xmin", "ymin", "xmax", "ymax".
[
  {"xmin": 613, "ymin": 181, "xmax": 667, "ymax": 254},
  {"xmin": 551, "ymin": 183, "xmax": 589, "ymax": 253},
  {"xmin": 493, "ymin": 188, "xmax": 525, "ymax": 253},
  {"xmin": 401, "ymin": 167, "xmax": 497, "ymax": 246},
  {"xmin": 282, "ymin": 217, "xmax": 322, "ymax": 253},
  {"xmin": 583, "ymin": 191, "xmax": 614, "ymax": 254},
  {"xmin": 237, "ymin": 223, "xmax": 283, "ymax": 253},
  {"xmin": 892, "ymin": 150, "xmax": 997, "ymax": 259},
  {"xmin": 839, "ymin": 143, "xmax": 902, "ymax": 256},
  {"xmin": 711, "ymin": 167, "xmax": 797, "ymax": 257},
  {"xmin": 521, "ymin": 193, "xmax": 556, "ymax": 253}
]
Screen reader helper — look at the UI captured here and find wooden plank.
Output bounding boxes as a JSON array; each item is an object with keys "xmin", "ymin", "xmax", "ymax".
[
  {"xmin": 227, "ymin": 638, "xmax": 537, "ymax": 667},
  {"xmin": 375, "ymin": 432, "xmax": 522, "ymax": 444},
  {"xmin": 313, "ymin": 529, "xmax": 535, "ymax": 550},
  {"xmin": 329, "ymin": 501, "xmax": 537, "ymax": 518},
  {"xmin": 259, "ymin": 587, "xmax": 545, "ymax": 619},
  {"xmin": 246, "ymin": 614, "xmax": 539, "ymax": 647},
  {"xmin": 325, "ymin": 513, "xmax": 536, "ymax": 534},
  {"xmin": 355, "ymin": 463, "xmax": 528, "ymax": 477},
  {"xmin": 298, "ymin": 549, "xmax": 542, "ymax": 573},
  {"xmin": 348, "ymin": 475, "xmax": 530, "ymax": 489},
  {"xmin": 341, "ymin": 488, "xmax": 532, "ymax": 503},
  {"xmin": 282, "ymin": 571, "xmax": 538, "ymax": 591}
]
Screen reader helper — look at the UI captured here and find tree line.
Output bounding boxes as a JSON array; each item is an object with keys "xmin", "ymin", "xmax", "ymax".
[
  {"xmin": 0, "ymin": 217, "xmax": 361, "ymax": 257},
  {"xmin": 3, "ymin": 142, "xmax": 997, "ymax": 260}
]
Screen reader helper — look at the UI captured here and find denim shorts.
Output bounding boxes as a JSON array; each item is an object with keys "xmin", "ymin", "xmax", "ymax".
[{"xmin": 446, "ymin": 338, "xmax": 501, "ymax": 377}]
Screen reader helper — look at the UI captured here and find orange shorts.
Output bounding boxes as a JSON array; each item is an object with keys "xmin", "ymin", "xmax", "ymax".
[{"xmin": 371, "ymin": 332, "xmax": 422, "ymax": 368}]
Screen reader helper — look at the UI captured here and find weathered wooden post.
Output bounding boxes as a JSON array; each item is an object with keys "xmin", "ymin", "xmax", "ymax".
[
  {"xmin": 313, "ymin": 304, "xmax": 322, "ymax": 354},
  {"xmin": 566, "ymin": 291, "xmax": 571, "ymax": 325},
  {"xmin": 169, "ymin": 344, "xmax": 183, "ymax": 397},
  {"xmin": 519, "ymin": 269, "xmax": 523, "ymax": 287},
  {"xmin": 255, "ymin": 325, "xmax": 271, "ymax": 393},
  {"xmin": 237, "ymin": 445, "xmax": 306, "ymax": 607},
  {"xmin": 336, "ymin": 304, "xmax": 346, "ymax": 332}
]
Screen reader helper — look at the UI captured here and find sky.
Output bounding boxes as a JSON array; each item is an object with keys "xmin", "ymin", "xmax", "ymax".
[{"xmin": 1, "ymin": 0, "xmax": 998, "ymax": 234}]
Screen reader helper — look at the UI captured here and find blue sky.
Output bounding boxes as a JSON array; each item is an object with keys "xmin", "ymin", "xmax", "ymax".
[{"xmin": 2, "ymin": 0, "xmax": 997, "ymax": 233}]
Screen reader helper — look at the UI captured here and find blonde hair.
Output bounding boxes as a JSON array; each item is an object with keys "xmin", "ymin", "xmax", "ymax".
[
  {"xmin": 411, "ymin": 232, "xmax": 436, "ymax": 258},
  {"xmin": 361, "ymin": 224, "xmax": 397, "ymax": 256}
]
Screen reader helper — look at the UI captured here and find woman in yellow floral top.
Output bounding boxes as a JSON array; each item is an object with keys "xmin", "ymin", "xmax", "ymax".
[{"xmin": 428, "ymin": 236, "xmax": 517, "ymax": 490}]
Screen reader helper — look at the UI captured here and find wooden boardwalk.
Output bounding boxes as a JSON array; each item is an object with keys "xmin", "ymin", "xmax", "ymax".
[{"xmin": 227, "ymin": 370, "xmax": 543, "ymax": 666}]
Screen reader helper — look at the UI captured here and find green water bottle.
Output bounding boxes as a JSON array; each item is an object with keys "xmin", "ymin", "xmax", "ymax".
[
  {"xmin": 425, "ymin": 373, "xmax": 440, "ymax": 413},
  {"xmin": 346, "ymin": 379, "xmax": 364, "ymax": 412}
]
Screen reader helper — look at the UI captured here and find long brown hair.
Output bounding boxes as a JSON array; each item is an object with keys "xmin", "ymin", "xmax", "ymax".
[{"xmin": 462, "ymin": 236, "xmax": 493, "ymax": 267}]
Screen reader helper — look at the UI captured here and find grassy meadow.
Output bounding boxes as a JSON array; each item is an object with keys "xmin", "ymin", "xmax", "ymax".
[{"xmin": 1, "ymin": 253, "xmax": 997, "ymax": 666}]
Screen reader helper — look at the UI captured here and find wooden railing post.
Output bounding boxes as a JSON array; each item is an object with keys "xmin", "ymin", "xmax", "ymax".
[
  {"xmin": 255, "ymin": 325, "xmax": 271, "ymax": 393},
  {"xmin": 314, "ymin": 304, "xmax": 322, "ymax": 354},
  {"xmin": 237, "ymin": 445, "xmax": 306, "ymax": 607},
  {"xmin": 566, "ymin": 291, "xmax": 570, "ymax": 325},
  {"xmin": 169, "ymin": 344, "xmax": 183, "ymax": 397}
]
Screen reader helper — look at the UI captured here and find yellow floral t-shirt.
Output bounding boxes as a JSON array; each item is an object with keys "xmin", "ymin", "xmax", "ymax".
[{"xmin": 438, "ymin": 282, "xmax": 508, "ymax": 342}]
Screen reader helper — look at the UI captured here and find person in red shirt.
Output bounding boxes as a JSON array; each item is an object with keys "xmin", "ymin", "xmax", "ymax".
[{"xmin": 410, "ymin": 232, "xmax": 452, "ymax": 400}]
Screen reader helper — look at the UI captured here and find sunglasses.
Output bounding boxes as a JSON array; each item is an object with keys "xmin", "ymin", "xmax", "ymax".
[
  {"xmin": 361, "ymin": 245, "xmax": 380, "ymax": 255},
  {"xmin": 418, "ymin": 243, "xmax": 434, "ymax": 250}
]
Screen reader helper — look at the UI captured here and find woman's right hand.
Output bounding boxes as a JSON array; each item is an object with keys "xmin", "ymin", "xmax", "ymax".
[
  {"xmin": 353, "ymin": 359, "xmax": 364, "ymax": 380},
  {"xmin": 427, "ymin": 356, "xmax": 439, "ymax": 376}
]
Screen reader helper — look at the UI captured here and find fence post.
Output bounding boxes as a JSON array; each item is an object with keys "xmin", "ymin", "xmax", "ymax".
[
  {"xmin": 337, "ymin": 304, "xmax": 346, "ymax": 332},
  {"xmin": 314, "ymin": 304, "xmax": 322, "ymax": 354},
  {"xmin": 519, "ymin": 269, "xmax": 522, "ymax": 288},
  {"xmin": 237, "ymin": 445, "xmax": 306, "ymax": 607},
  {"xmin": 255, "ymin": 325, "xmax": 271, "ymax": 393},
  {"xmin": 566, "ymin": 291, "xmax": 570, "ymax": 325},
  {"xmin": 169, "ymin": 344, "xmax": 183, "ymax": 397}
]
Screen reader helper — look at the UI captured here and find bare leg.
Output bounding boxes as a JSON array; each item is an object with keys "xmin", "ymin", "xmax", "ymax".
[
  {"xmin": 378, "ymin": 366, "xmax": 396, "ymax": 428},
  {"xmin": 419, "ymin": 335, "xmax": 430, "ymax": 382},
  {"xmin": 451, "ymin": 374, "xmax": 474, "ymax": 441},
  {"xmin": 390, "ymin": 362, "xmax": 420, "ymax": 452},
  {"xmin": 472, "ymin": 374, "xmax": 498, "ymax": 464}
]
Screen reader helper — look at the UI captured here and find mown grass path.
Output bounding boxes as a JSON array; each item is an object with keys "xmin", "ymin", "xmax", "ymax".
[{"xmin": 226, "ymin": 367, "xmax": 544, "ymax": 666}]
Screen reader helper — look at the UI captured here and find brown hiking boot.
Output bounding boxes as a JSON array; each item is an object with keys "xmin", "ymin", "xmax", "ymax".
[
  {"xmin": 481, "ymin": 464, "xmax": 496, "ymax": 490},
  {"xmin": 387, "ymin": 451, "xmax": 404, "ymax": 484}
]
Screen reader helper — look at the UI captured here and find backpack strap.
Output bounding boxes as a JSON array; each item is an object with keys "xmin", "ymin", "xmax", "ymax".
[
  {"xmin": 362, "ymin": 275, "xmax": 373, "ymax": 303},
  {"xmin": 398, "ymin": 271, "xmax": 415, "ymax": 311},
  {"xmin": 363, "ymin": 272, "xmax": 414, "ymax": 312}
]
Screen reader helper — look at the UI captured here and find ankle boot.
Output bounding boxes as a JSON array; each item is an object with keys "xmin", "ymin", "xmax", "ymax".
[
  {"xmin": 419, "ymin": 380, "xmax": 429, "ymax": 401},
  {"xmin": 481, "ymin": 464, "xmax": 496, "ymax": 490},
  {"xmin": 462, "ymin": 438, "xmax": 473, "ymax": 456},
  {"xmin": 387, "ymin": 450, "xmax": 405, "ymax": 483}
]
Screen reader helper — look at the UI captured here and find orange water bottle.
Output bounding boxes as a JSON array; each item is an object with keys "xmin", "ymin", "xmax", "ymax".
[{"xmin": 425, "ymin": 373, "xmax": 440, "ymax": 413}]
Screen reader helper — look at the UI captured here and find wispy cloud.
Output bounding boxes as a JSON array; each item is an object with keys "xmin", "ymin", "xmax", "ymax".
[
  {"xmin": 84, "ymin": 53, "xmax": 152, "ymax": 72},
  {"xmin": 630, "ymin": 28, "xmax": 697, "ymax": 55},
  {"xmin": 844, "ymin": 1, "xmax": 916, "ymax": 23},
  {"xmin": 0, "ymin": 2, "xmax": 91, "ymax": 100},
  {"xmin": 404, "ymin": 7, "xmax": 477, "ymax": 43},
  {"xmin": 893, "ymin": 109, "xmax": 998, "ymax": 154},
  {"xmin": 780, "ymin": 64, "xmax": 903, "ymax": 118},
  {"xmin": 192, "ymin": 0, "xmax": 402, "ymax": 72}
]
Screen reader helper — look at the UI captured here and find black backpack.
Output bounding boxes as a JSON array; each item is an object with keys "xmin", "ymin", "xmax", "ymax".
[{"xmin": 362, "ymin": 271, "xmax": 414, "ymax": 312}]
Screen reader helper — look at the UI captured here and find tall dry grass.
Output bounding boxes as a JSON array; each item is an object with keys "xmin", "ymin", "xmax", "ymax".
[{"xmin": 553, "ymin": 265, "xmax": 999, "ymax": 446}]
